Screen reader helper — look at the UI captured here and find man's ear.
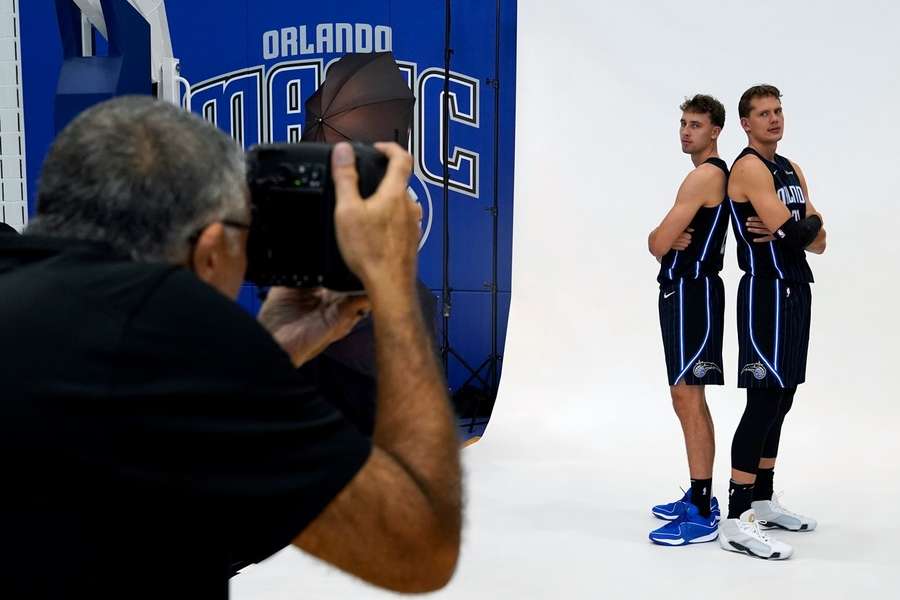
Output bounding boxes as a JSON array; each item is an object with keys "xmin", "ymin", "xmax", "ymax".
[
  {"xmin": 740, "ymin": 117, "xmax": 751, "ymax": 133},
  {"xmin": 191, "ymin": 222, "xmax": 228, "ymax": 286}
]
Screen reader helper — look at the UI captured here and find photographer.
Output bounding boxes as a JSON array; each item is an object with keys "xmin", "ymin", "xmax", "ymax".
[{"xmin": 0, "ymin": 97, "xmax": 461, "ymax": 598}]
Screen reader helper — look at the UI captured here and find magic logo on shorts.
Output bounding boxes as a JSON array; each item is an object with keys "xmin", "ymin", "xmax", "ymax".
[
  {"xmin": 741, "ymin": 362, "xmax": 768, "ymax": 380},
  {"xmin": 182, "ymin": 23, "xmax": 483, "ymax": 253},
  {"xmin": 692, "ymin": 361, "xmax": 721, "ymax": 378}
]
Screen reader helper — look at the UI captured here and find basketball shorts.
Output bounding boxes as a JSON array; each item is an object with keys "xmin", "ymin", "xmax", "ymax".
[
  {"xmin": 736, "ymin": 274, "xmax": 811, "ymax": 389},
  {"xmin": 658, "ymin": 275, "xmax": 725, "ymax": 386}
]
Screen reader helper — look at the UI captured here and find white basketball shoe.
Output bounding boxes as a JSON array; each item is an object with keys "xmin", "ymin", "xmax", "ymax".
[
  {"xmin": 752, "ymin": 492, "xmax": 817, "ymax": 532},
  {"xmin": 718, "ymin": 509, "xmax": 793, "ymax": 560}
]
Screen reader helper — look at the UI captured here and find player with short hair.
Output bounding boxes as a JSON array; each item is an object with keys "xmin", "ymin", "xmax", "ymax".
[
  {"xmin": 647, "ymin": 94, "xmax": 730, "ymax": 546},
  {"xmin": 717, "ymin": 84, "xmax": 826, "ymax": 560}
]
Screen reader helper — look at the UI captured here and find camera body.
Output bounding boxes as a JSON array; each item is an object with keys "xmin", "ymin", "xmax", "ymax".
[{"xmin": 245, "ymin": 142, "xmax": 387, "ymax": 292}]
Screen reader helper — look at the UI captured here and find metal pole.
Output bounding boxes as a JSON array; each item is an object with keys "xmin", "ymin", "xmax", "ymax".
[{"xmin": 441, "ymin": 0, "xmax": 452, "ymax": 378}]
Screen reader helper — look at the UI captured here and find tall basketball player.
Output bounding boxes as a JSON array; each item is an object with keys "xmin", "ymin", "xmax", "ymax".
[
  {"xmin": 717, "ymin": 85, "xmax": 826, "ymax": 560},
  {"xmin": 647, "ymin": 95, "xmax": 729, "ymax": 546}
]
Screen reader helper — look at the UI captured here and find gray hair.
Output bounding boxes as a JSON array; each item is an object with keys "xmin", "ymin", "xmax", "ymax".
[{"xmin": 27, "ymin": 96, "xmax": 247, "ymax": 263}]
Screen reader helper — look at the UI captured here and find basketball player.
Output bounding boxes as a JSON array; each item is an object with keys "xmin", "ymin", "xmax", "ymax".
[
  {"xmin": 717, "ymin": 85, "xmax": 826, "ymax": 560},
  {"xmin": 646, "ymin": 95, "xmax": 729, "ymax": 546}
]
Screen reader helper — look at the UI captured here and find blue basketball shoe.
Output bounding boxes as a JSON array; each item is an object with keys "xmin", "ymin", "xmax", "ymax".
[
  {"xmin": 649, "ymin": 502, "xmax": 719, "ymax": 546},
  {"xmin": 651, "ymin": 489, "xmax": 720, "ymax": 521}
]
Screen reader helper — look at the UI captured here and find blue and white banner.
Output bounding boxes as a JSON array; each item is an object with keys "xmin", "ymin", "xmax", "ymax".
[{"xmin": 21, "ymin": 0, "xmax": 517, "ymax": 394}]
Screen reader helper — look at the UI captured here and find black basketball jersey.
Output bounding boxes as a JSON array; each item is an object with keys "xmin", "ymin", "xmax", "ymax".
[
  {"xmin": 728, "ymin": 148, "xmax": 814, "ymax": 283},
  {"xmin": 657, "ymin": 157, "xmax": 730, "ymax": 284}
]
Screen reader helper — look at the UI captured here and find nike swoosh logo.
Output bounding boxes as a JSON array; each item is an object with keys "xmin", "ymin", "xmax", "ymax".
[
  {"xmin": 684, "ymin": 527, "xmax": 717, "ymax": 535},
  {"xmin": 664, "ymin": 291, "xmax": 676, "ymax": 299}
]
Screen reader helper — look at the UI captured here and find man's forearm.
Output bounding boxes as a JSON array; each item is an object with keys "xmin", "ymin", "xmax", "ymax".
[
  {"xmin": 368, "ymin": 281, "xmax": 461, "ymax": 530},
  {"xmin": 648, "ymin": 229, "xmax": 658, "ymax": 257},
  {"xmin": 806, "ymin": 227, "xmax": 827, "ymax": 254}
]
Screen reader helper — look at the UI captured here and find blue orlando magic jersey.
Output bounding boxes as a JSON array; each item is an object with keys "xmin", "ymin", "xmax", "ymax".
[
  {"xmin": 657, "ymin": 157, "xmax": 730, "ymax": 284},
  {"xmin": 728, "ymin": 148, "xmax": 814, "ymax": 283}
]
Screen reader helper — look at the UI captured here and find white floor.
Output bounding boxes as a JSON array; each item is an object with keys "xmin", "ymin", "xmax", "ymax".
[{"xmin": 233, "ymin": 382, "xmax": 900, "ymax": 599}]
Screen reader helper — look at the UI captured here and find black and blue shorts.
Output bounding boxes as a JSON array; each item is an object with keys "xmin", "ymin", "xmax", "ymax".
[
  {"xmin": 736, "ymin": 274, "xmax": 811, "ymax": 389},
  {"xmin": 658, "ymin": 275, "xmax": 725, "ymax": 387}
]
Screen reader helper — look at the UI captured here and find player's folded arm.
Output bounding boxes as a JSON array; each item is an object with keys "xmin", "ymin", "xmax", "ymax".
[
  {"xmin": 733, "ymin": 157, "xmax": 793, "ymax": 230},
  {"xmin": 803, "ymin": 201, "xmax": 826, "ymax": 254},
  {"xmin": 648, "ymin": 166, "xmax": 722, "ymax": 258},
  {"xmin": 293, "ymin": 446, "xmax": 461, "ymax": 593},
  {"xmin": 774, "ymin": 214, "xmax": 823, "ymax": 250},
  {"xmin": 737, "ymin": 159, "xmax": 821, "ymax": 251},
  {"xmin": 789, "ymin": 161, "xmax": 827, "ymax": 254}
]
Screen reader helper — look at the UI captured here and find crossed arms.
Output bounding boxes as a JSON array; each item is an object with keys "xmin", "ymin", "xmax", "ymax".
[
  {"xmin": 648, "ymin": 163, "xmax": 727, "ymax": 260},
  {"xmin": 729, "ymin": 157, "xmax": 826, "ymax": 255}
]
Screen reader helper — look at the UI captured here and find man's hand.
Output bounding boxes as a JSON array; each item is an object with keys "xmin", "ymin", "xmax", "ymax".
[
  {"xmin": 671, "ymin": 228, "xmax": 694, "ymax": 251},
  {"xmin": 331, "ymin": 142, "xmax": 421, "ymax": 296},
  {"xmin": 746, "ymin": 216, "xmax": 777, "ymax": 243},
  {"xmin": 258, "ymin": 288, "xmax": 370, "ymax": 367}
]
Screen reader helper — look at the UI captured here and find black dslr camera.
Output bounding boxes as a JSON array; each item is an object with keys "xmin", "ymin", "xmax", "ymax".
[{"xmin": 244, "ymin": 142, "xmax": 387, "ymax": 292}]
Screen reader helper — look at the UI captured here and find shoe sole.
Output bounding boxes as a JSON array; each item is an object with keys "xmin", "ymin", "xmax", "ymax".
[
  {"xmin": 759, "ymin": 520, "xmax": 814, "ymax": 532},
  {"xmin": 719, "ymin": 536, "xmax": 794, "ymax": 560},
  {"xmin": 650, "ymin": 530, "xmax": 718, "ymax": 546},
  {"xmin": 719, "ymin": 539, "xmax": 791, "ymax": 560}
]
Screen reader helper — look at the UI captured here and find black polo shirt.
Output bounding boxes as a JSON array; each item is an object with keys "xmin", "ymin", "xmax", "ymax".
[{"xmin": 0, "ymin": 235, "xmax": 372, "ymax": 598}]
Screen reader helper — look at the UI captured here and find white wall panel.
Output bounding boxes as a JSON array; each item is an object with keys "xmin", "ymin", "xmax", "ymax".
[{"xmin": 0, "ymin": 0, "xmax": 25, "ymax": 231}]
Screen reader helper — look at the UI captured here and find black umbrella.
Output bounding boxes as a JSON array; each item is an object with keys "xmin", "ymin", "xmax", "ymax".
[
  {"xmin": 302, "ymin": 52, "xmax": 415, "ymax": 144},
  {"xmin": 302, "ymin": 53, "xmax": 429, "ymax": 414}
]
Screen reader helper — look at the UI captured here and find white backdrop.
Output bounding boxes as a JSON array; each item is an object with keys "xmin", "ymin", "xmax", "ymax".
[{"xmin": 236, "ymin": 1, "xmax": 900, "ymax": 597}]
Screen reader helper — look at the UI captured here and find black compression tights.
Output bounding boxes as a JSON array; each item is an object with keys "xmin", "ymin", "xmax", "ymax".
[{"xmin": 731, "ymin": 388, "xmax": 796, "ymax": 474}]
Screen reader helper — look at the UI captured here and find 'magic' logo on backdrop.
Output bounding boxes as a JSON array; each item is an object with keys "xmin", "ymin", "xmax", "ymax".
[
  {"xmin": 185, "ymin": 23, "xmax": 480, "ymax": 208},
  {"xmin": 185, "ymin": 23, "xmax": 481, "ymax": 247}
]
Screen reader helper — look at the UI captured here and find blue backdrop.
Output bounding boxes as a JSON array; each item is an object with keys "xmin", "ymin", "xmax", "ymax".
[{"xmin": 20, "ymin": 1, "xmax": 516, "ymax": 396}]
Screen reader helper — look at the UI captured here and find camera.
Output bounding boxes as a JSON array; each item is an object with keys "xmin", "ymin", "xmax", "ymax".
[{"xmin": 244, "ymin": 142, "xmax": 387, "ymax": 292}]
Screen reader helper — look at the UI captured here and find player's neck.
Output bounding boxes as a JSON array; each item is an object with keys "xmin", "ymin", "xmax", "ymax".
[
  {"xmin": 748, "ymin": 139, "xmax": 777, "ymax": 161},
  {"xmin": 690, "ymin": 144, "xmax": 718, "ymax": 167}
]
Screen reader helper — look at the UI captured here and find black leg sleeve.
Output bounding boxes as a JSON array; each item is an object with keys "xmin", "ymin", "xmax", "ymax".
[
  {"xmin": 760, "ymin": 387, "xmax": 796, "ymax": 459},
  {"xmin": 731, "ymin": 388, "xmax": 784, "ymax": 474}
]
